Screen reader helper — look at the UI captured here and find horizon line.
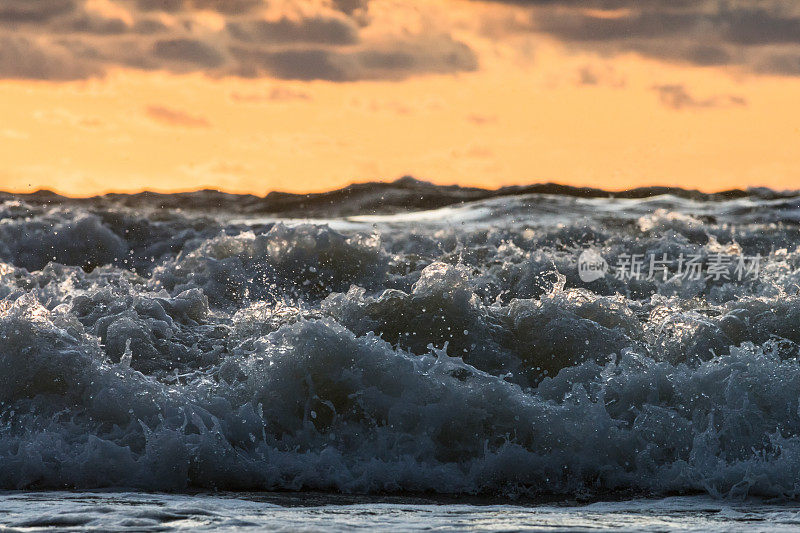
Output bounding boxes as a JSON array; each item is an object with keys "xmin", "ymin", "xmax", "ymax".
[{"xmin": 3, "ymin": 176, "xmax": 798, "ymax": 202}]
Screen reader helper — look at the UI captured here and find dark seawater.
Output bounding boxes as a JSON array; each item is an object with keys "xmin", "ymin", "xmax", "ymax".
[{"xmin": 2, "ymin": 179, "xmax": 800, "ymax": 530}]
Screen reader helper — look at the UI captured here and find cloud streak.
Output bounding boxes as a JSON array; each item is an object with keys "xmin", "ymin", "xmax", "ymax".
[
  {"xmin": 652, "ymin": 84, "xmax": 747, "ymax": 110},
  {"xmin": 145, "ymin": 105, "xmax": 210, "ymax": 127}
]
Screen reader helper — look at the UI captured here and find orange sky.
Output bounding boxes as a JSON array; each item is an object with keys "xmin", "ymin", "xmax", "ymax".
[{"xmin": 0, "ymin": 0, "xmax": 799, "ymax": 196}]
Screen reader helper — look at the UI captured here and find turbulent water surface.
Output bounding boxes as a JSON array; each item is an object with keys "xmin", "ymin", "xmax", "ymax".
[
  {"xmin": 4, "ymin": 492, "xmax": 800, "ymax": 531},
  {"xmin": 2, "ymin": 180, "xmax": 800, "ymax": 529}
]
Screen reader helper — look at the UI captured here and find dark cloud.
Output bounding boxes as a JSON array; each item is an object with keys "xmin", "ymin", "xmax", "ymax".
[
  {"xmin": 145, "ymin": 105, "xmax": 210, "ymax": 127},
  {"xmin": 230, "ymin": 37, "xmax": 477, "ymax": 81},
  {"xmin": 532, "ymin": 10, "xmax": 700, "ymax": 42},
  {"xmin": 134, "ymin": 0, "xmax": 263, "ymax": 14},
  {"xmin": 530, "ymin": 4, "xmax": 800, "ymax": 47},
  {"xmin": 652, "ymin": 84, "xmax": 747, "ymax": 110},
  {"xmin": 0, "ymin": 0, "xmax": 477, "ymax": 82},
  {"xmin": 719, "ymin": 9, "xmax": 800, "ymax": 46},
  {"xmin": 232, "ymin": 48, "xmax": 352, "ymax": 81},
  {"xmin": 60, "ymin": 14, "xmax": 129, "ymax": 35},
  {"xmin": 331, "ymin": 0, "xmax": 368, "ymax": 16},
  {"xmin": 0, "ymin": 35, "xmax": 99, "ymax": 80},
  {"xmin": 133, "ymin": 18, "xmax": 169, "ymax": 34},
  {"xmin": 756, "ymin": 53, "xmax": 800, "ymax": 75},
  {"xmin": 363, "ymin": 38, "xmax": 479, "ymax": 77},
  {"xmin": 0, "ymin": 0, "xmax": 76, "ymax": 24},
  {"xmin": 681, "ymin": 45, "xmax": 731, "ymax": 67},
  {"xmin": 4, "ymin": 0, "xmax": 800, "ymax": 83},
  {"xmin": 483, "ymin": 0, "xmax": 800, "ymax": 76},
  {"xmin": 153, "ymin": 38, "xmax": 226, "ymax": 68},
  {"xmin": 226, "ymin": 16, "xmax": 359, "ymax": 45}
]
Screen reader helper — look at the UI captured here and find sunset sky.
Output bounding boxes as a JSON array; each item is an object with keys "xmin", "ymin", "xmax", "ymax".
[{"xmin": 1, "ymin": 0, "xmax": 799, "ymax": 195}]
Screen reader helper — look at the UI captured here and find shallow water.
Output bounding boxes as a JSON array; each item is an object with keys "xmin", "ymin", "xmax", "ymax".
[{"xmin": 2, "ymin": 182, "xmax": 800, "ymax": 511}]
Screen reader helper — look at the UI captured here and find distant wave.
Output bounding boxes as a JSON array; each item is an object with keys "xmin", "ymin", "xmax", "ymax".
[{"xmin": 4, "ymin": 176, "xmax": 798, "ymax": 218}]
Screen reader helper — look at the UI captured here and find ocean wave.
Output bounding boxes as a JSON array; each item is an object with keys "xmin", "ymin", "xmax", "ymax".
[{"xmin": 1, "ymin": 182, "xmax": 800, "ymax": 498}]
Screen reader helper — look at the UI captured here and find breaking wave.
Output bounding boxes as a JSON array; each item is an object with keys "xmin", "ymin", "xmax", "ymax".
[{"xmin": 2, "ymin": 179, "xmax": 800, "ymax": 499}]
